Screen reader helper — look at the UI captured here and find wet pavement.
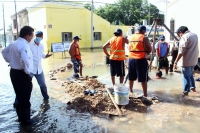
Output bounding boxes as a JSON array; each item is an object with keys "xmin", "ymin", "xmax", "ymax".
[{"xmin": 1, "ymin": 48, "xmax": 200, "ymax": 133}]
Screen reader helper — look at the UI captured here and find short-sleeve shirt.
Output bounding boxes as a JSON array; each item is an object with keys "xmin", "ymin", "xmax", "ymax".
[
  {"xmin": 179, "ymin": 31, "xmax": 199, "ymax": 66},
  {"xmin": 155, "ymin": 42, "xmax": 169, "ymax": 57}
]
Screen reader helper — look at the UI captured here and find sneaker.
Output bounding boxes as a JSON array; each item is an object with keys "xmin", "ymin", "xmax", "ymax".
[{"xmin": 72, "ymin": 73, "xmax": 79, "ymax": 78}]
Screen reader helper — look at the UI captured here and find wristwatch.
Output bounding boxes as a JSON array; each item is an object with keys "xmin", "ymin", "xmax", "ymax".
[{"xmin": 174, "ymin": 62, "xmax": 177, "ymax": 65}]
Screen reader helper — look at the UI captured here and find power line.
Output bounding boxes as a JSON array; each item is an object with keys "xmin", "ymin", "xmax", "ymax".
[
  {"xmin": 0, "ymin": 0, "xmax": 115, "ymax": 4},
  {"xmin": 0, "ymin": 0, "xmax": 90, "ymax": 2}
]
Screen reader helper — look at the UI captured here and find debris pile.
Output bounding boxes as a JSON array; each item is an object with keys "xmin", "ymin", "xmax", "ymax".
[
  {"xmin": 64, "ymin": 80, "xmax": 117, "ymax": 114},
  {"xmin": 48, "ymin": 64, "xmax": 162, "ymax": 115}
]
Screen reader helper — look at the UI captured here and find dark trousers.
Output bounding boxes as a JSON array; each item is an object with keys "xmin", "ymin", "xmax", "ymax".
[
  {"xmin": 172, "ymin": 50, "xmax": 178, "ymax": 65},
  {"xmin": 10, "ymin": 68, "xmax": 32, "ymax": 123}
]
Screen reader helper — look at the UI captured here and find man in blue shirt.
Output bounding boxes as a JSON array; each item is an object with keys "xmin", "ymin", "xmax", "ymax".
[{"xmin": 155, "ymin": 35, "xmax": 170, "ymax": 74}]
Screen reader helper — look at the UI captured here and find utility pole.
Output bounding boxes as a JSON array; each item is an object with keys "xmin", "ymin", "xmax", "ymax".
[
  {"xmin": 164, "ymin": 0, "xmax": 168, "ymax": 36},
  {"xmin": 2, "ymin": 3, "xmax": 6, "ymax": 47},
  {"xmin": 148, "ymin": 2, "xmax": 150, "ymax": 25},
  {"xmin": 14, "ymin": 0, "xmax": 19, "ymax": 38},
  {"xmin": 90, "ymin": 0, "xmax": 94, "ymax": 49}
]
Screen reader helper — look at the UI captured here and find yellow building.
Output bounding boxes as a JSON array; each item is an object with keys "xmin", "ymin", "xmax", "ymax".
[{"xmin": 23, "ymin": 2, "xmax": 129, "ymax": 51}]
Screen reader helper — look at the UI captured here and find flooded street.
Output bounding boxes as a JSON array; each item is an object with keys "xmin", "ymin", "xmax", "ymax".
[{"xmin": 1, "ymin": 48, "xmax": 200, "ymax": 133}]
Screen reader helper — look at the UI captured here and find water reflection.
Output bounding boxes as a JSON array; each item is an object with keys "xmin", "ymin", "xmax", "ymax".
[
  {"xmin": 40, "ymin": 99, "xmax": 50, "ymax": 114},
  {"xmin": 1, "ymin": 48, "xmax": 200, "ymax": 133}
]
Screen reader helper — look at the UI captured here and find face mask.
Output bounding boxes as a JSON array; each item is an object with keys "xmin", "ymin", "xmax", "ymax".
[
  {"xmin": 160, "ymin": 39, "xmax": 165, "ymax": 43},
  {"xmin": 35, "ymin": 37, "xmax": 42, "ymax": 43}
]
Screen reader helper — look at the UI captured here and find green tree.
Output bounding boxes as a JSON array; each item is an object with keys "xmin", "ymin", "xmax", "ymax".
[
  {"xmin": 84, "ymin": 3, "xmax": 96, "ymax": 11},
  {"xmin": 86, "ymin": 0, "xmax": 164, "ymax": 25},
  {"xmin": 95, "ymin": 4, "xmax": 124, "ymax": 25}
]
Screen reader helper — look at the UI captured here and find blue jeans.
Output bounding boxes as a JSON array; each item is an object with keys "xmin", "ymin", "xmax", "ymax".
[
  {"xmin": 30, "ymin": 72, "xmax": 49, "ymax": 99},
  {"xmin": 71, "ymin": 58, "xmax": 81, "ymax": 73},
  {"xmin": 181, "ymin": 66, "xmax": 196, "ymax": 93}
]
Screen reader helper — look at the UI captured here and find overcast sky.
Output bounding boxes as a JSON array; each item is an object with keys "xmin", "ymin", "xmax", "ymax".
[{"xmin": 0, "ymin": 0, "xmax": 173, "ymax": 29}]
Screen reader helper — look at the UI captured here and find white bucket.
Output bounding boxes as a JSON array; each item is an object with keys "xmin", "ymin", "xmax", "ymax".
[{"xmin": 114, "ymin": 84, "xmax": 129, "ymax": 105}]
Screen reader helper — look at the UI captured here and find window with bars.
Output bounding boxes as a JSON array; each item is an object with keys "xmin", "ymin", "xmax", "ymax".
[
  {"xmin": 62, "ymin": 32, "xmax": 72, "ymax": 42},
  {"xmin": 94, "ymin": 32, "xmax": 101, "ymax": 41},
  {"xmin": 170, "ymin": 19, "xmax": 175, "ymax": 40}
]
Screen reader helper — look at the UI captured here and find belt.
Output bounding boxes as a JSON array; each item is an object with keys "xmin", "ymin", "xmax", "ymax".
[{"xmin": 11, "ymin": 68, "xmax": 24, "ymax": 71}]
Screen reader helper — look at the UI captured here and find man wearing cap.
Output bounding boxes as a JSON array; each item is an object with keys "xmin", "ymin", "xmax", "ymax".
[
  {"xmin": 155, "ymin": 35, "xmax": 170, "ymax": 75},
  {"xmin": 69, "ymin": 36, "xmax": 82, "ymax": 78},
  {"xmin": 29, "ymin": 31, "xmax": 52, "ymax": 99},
  {"xmin": 174, "ymin": 26, "xmax": 199, "ymax": 96},
  {"xmin": 128, "ymin": 25, "xmax": 151, "ymax": 98},
  {"xmin": 103, "ymin": 29, "xmax": 128, "ymax": 87}
]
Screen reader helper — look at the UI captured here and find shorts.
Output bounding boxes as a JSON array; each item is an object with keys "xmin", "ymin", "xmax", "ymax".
[
  {"xmin": 128, "ymin": 58, "xmax": 148, "ymax": 82},
  {"xmin": 71, "ymin": 58, "xmax": 82, "ymax": 73},
  {"xmin": 158, "ymin": 57, "xmax": 169, "ymax": 69},
  {"xmin": 110, "ymin": 60, "xmax": 125, "ymax": 77}
]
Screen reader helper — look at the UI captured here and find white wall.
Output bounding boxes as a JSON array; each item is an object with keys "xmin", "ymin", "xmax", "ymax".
[{"xmin": 166, "ymin": 0, "xmax": 200, "ymax": 43}]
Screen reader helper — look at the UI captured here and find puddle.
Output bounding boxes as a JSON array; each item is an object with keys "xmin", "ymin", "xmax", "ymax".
[{"xmin": 1, "ymin": 48, "xmax": 200, "ymax": 133}]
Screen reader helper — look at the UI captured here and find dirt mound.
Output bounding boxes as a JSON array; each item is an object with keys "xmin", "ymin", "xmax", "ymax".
[
  {"xmin": 49, "ymin": 66, "xmax": 161, "ymax": 115},
  {"xmin": 64, "ymin": 80, "xmax": 116, "ymax": 114}
]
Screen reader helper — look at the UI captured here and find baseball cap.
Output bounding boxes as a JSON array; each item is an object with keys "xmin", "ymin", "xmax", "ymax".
[
  {"xmin": 114, "ymin": 29, "xmax": 123, "ymax": 34},
  {"xmin": 35, "ymin": 31, "xmax": 43, "ymax": 36},
  {"xmin": 159, "ymin": 35, "xmax": 165, "ymax": 40},
  {"xmin": 73, "ymin": 36, "xmax": 81, "ymax": 40},
  {"xmin": 137, "ymin": 25, "xmax": 146, "ymax": 31},
  {"xmin": 175, "ymin": 26, "xmax": 188, "ymax": 33}
]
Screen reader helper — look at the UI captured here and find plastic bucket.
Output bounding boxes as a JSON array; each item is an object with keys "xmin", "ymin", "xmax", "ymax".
[{"xmin": 114, "ymin": 84, "xmax": 129, "ymax": 105}]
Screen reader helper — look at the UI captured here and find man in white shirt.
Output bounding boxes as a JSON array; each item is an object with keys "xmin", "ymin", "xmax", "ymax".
[
  {"xmin": 2, "ymin": 26, "xmax": 35, "ymax": 125},
  {"xmin": 30, "ymin": 31, "xmax": 52, "ymax": 99}
]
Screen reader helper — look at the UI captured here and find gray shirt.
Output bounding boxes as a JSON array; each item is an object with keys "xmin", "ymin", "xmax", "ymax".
[{"xmin": 179, "ymin": 31, "xmax": 199, "ymax": 67}]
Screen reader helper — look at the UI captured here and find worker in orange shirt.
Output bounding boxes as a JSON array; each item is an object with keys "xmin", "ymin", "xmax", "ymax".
[
  {"xmin": 103, "ymin": 29, "xmax": 129, "ymax": 87},
  {"xmin": 69, "ymin": 36, "xmax": 82, "ymax": 78},
  {"xmin": 128, "ymin": 25, "xmax": 152, "ymax": 98}
]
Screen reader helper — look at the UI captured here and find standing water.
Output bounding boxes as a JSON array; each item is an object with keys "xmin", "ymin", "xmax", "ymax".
[{"xmin": 0, "ymin": 48, "xmax": 200, "ymax": 133}]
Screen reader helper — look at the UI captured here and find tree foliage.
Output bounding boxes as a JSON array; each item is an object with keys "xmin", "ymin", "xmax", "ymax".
[{"xmin": 85, "ymin": 0, "xmax": 164, "ymax": 25}]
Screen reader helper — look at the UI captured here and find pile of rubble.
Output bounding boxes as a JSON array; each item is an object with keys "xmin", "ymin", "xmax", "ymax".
[
  {"xmin": 64, "ymin": 80, "xmax": 117, "ymax": 114},
  {"xmin": 48, "ymin": 63, "xmax": 162, "ymax": 115}
]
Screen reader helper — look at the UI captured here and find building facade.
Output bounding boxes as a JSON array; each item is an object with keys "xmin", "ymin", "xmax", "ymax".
[
  {"xmin": 10, "ymin": 9, "xmax": 29, "ymax": 40},
  {"xmin": 166, "ymin": 0, "xmax": 200, "ymax": 47},
  {"xmin": 11, "ymin": 2, "xmax": 129, "ymax": 51}
]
